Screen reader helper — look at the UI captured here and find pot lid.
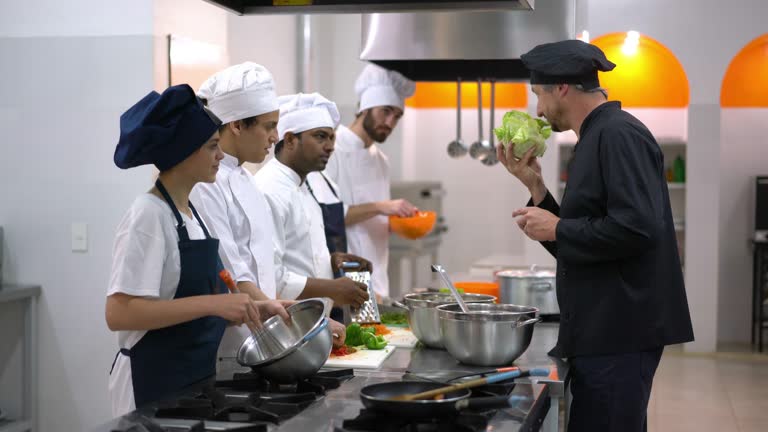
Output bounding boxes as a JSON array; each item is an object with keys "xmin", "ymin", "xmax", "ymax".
[{"xmin": 497, "ymin": 265, "xmax": 555, "ymax": 278}]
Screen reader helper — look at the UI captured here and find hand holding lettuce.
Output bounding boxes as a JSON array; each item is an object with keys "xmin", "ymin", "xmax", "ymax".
[{"xmin": 493, "ymin": 111, "xmax": 552, "ymax": 159}]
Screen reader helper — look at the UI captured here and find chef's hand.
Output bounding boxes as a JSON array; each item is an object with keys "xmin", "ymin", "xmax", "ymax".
[
  {"xmin": 330, "ymin": 277, "xmax": 369, "ymax": 308},
  {"xmin": 497, "ymin": 144, "xmax": 548, "ymax": 204},
  {"xmin": 331, "ymin": 252, "xmax": 373, "ymax": 273},
  {"xmin": 513, "ymin": 207, "xmax": 559, "ymax": 242},
  {"xmin": 329, "ymin": 319, "xmax": 347, "ymax": 348},
  {"xmin": 212, "ymin": 293, "xmax": 263, "ymax": 333},
  {"xmin": 254, "ymin": 300, "xmax": 293, "ymax": 324},
  {"xmin": 378, "ymin": 199, "xmax": 418, "ymax": 217}
]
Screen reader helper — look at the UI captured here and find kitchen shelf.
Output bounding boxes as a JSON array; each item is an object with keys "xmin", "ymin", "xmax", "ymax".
[
  {"xmin": 0, "ymin": 285, "xmax": 40, "ymax": 432},
  {"xmin": 0, "ymin": 419, "xmax": 31, "ymax": 432}
]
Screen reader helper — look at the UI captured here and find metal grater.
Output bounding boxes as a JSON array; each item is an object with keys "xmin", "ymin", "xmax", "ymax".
[{"xmin": 344, "ymin": 270, "xmax": 381, "ymax": 324}]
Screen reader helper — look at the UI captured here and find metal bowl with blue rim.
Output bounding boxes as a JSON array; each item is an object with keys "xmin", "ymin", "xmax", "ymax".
[{"xmin": 236, "ymin": 298, "xmax": 333, "ymax": 382}]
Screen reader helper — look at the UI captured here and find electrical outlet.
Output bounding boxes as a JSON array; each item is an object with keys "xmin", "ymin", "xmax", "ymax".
[{"xmin": 71, "ymin": 223, "xmax": 88, "ymax": 252}]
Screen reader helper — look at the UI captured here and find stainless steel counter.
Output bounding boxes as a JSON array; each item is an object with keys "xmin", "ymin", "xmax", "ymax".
[
  {"xmin": 273, "ymin": 371, "xmax": 550, "ymax": 432},
  {"xmin": 91, "ymin": 322, "xmax": 567, "ymax": 432},
  {"xmin": 365, "ymin": 322, "xmax": 568, "ymax": 397}
]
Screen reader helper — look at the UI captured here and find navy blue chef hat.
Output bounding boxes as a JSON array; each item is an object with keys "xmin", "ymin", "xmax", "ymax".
[
  {"xmin": 521, "ymin": 39, "xmax": 616, "ymax": 91},
  {"xmin": 114, "ymin": 84, "xmax": 222, "ymax": 171}
]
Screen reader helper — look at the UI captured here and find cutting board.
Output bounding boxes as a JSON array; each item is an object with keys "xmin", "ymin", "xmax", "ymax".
[
  {"xmin": 383, "ymin": 326, "xmax": 418, "ymax": 348},
  {"xmin": 324, "ymin": 345, "xmax": 396, "ymax": 369}
]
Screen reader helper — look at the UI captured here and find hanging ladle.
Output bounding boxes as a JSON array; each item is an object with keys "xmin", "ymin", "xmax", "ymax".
[
  {"xmin": 469, "ymin": 79, "xmax": 491, "ymax": 160},
  {"xmin": 481, "ymin": 79, "xmax": 499, "ymax": 166},
  {"xmin": 447, "ymin": 77, "xmax": 468, "ymax": 158}
]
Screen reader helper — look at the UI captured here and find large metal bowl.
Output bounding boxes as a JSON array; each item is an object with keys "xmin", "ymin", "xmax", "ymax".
[
  {"xmin": 437, "ymin": 303, "xmax": 539, "ymax": 366},
  {"xmin": 236, "ymin": 298, "xmax": 332, "ymax": 383},
  {"xmin": 396, "ymin": 293, "xmax": 495, "ymax": 349}
]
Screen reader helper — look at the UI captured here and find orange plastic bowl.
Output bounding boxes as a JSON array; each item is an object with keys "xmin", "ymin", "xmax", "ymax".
[
  {"xmin": 389, "ymin": 211, "xmax": 437, "ymax": 240},
  {"xmin": 454, "ymin": 282, "xmax": 500, "ymax": 303}
]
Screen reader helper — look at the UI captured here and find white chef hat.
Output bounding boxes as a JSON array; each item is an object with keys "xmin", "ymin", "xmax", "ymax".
[
  {"xmin": 197, "ymin": 62, "xmax": 278, "ymax": 124},
  {"xmin": 355, "ymin": 64, "xmax": 416, "ymax": 113},
  {"xmin": 277, "ymin": 92, "xmax": 341, "ymax": 141}
]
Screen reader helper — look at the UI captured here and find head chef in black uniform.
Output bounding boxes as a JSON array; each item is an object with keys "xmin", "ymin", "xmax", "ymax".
[{"xmin": 497, "ymin": 40, "xmax": 695, "ymax": 432}]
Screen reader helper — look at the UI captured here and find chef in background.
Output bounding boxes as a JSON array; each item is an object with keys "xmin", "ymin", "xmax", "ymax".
[
  {"xmin": 106, "ymin": 84, "xmax": 289, "ymax": 416},
  {"xmin": 254, "ymin": 92, "xmax": 372, "ymax": 313},
  {"xmin": 321, "ymin": 64, "xmax": 418, "ymax": 299}
]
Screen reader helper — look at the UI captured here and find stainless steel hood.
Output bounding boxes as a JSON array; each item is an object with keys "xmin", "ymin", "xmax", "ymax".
[
  {"xmin": 361, "ymin": 0, "xmax": 576, "ymax": 81},
  {"xmin": 204, "ymin": 1, "xmax": 534, "ymax": 15}
]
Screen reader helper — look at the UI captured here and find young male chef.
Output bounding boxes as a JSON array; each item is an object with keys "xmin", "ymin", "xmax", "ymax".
[{"xmin": 254, "ymin": 92, "xmax": 372, "ymax": 311}]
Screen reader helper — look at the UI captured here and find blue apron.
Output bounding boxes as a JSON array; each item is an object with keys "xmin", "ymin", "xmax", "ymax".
[
  {"xmin": 112, "ymin": 179, "xmax": 227, "ymax": 408},
  {"xmin": 306, "ymin": 173, "xmax": 348, "ymax": 254},
  {"xmin": 306, "ymin": 174, "xmax": 348, "ymax": 322}
]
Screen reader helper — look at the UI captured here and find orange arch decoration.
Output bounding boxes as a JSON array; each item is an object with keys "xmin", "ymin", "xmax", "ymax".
[
  {"xmin": 721, "ymin": 34, "xmax": 768, "ymax": 107},
  {"xmin": 591, "ymin": 32, "xmax": 689, "ymax": 108},
  {"xmin": 405, "ymin": 82, "xmax": 527, "ymax": 109}
]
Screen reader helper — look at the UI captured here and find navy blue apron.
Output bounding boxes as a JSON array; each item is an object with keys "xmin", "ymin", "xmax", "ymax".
[
  {"xmin": 111, "ymin": 180, "xmax": 227, "ymax": 408},
  {"xmin": 305, "ymin": 174, "xmax": 348, "ymax": 322},
  {"xmin": 305, "ymin": 173, "xmax": 348, "ymax": 254}
]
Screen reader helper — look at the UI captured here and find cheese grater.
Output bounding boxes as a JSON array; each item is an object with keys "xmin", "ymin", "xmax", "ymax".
[{"xmin": 342, "ymin": 262, "xmax": 381, "ymax": 324}]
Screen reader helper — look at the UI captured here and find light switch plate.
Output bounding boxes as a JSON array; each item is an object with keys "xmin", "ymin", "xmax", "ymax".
[{"xmin": 71, "ymin": 223, "xmax": 88, "ymax": 252}]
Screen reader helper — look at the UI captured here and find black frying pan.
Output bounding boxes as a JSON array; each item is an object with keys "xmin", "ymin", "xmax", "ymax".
[{"xmin": 359, "ymin": 381, "xmax": 517, "ymax": 418}]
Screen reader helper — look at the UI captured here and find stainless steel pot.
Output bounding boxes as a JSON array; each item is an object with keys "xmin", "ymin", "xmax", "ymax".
[
  {"xmin": 395, "ymin": 293, "xmax": 495, "ymax": 349},
  {"xmin": 437, "ymin": 303, "xmax": 539, "ymax": 366},
  {"xmin": 497, "ymin": 266, "xmax": 559, "ymax": 315},
  {"xmin": 236, "ymin": 298, "xmax": 333, "ymax": 383}
]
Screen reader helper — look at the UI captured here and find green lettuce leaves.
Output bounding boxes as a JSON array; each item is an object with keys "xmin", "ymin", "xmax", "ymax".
[{"xmin": 493, "ymin": 111, "xmax": 552, "ymax": 158}]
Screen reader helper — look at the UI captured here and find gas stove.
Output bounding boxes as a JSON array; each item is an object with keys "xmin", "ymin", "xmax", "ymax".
[
  {"xmin": 109, "ymin": 369, "xmax": 354, "ymax": 432},
  {"xmin": 340, "ymin": 377, "xmax": 518, "ymax": 432}
]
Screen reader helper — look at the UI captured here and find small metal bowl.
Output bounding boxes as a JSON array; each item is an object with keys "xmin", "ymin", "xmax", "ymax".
[
  {"xmin": 395, "ymin": 293, "xmax": 495, "ymax": 349},
  {"xmin": 236, "ymin": 298, "xmax": 333, "ymax": 382}
]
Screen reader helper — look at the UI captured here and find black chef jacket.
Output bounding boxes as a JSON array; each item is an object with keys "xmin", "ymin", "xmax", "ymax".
[{"xmin": 532, "ymin": 101, "xmax": 695, "ymax": 358}]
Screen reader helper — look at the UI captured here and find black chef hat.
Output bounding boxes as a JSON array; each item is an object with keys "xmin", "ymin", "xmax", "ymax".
[
  {"xmin": 521, "ymin": 39, "xmax": 616, "ymax": 90},
  {"xmin": 114, "ymin": 84, "xmax": 221, "ymax": 171}
]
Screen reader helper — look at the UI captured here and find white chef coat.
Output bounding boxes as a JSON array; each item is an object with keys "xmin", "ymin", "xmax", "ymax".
[
  {"xmin": 190, "ymin": 152, "xmax": 278, "ymax": 361},
  {"xmin": 324, "ymin": 125, "xmax": 391, "ymax": 297},
  {"xmin": 254, "ymin": 158, "xmax": 334, "ymax": 300},
  {"xmin": 107, "ymin": 193, "xmax": 208, "ymax": 417}
]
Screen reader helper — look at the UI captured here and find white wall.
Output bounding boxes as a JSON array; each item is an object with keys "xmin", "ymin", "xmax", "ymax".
[
  {"xmin": 0, "ymin": 2, "xmax": 156, "ymax": 431},
  {"xmin": 154, "ymin": 0, "xmax": 230, "ymax": 90},
  {"xmin": 0, "ymin": 0, "xmax": 153, "ymax": 38},
  {"xmin": 0, "ymin": 0, "xmax": 235, "ymax": 430},
  {"xmin": 227, "ymin": 14, "xmax": 298, "ymax": 96},
  {"xmin": 400, "ymin": 107, "xmax": 532, "ymax": 275}
]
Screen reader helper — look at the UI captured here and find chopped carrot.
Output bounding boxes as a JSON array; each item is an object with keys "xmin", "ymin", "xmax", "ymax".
[{"xmin": 362, "ymin": 324, "xmax": 392, "ymax": 336}]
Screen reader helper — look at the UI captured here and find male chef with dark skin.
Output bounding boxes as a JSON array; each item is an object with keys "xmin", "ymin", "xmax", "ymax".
[{"xmin": 497, "ymin": 39, "xmax": 694, "ymax": 432}]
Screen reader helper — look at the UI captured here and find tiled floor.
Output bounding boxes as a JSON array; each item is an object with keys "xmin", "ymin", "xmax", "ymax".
[{"xmin": 648, "ymin": 347, "xmax": 768, "ymax": 431}]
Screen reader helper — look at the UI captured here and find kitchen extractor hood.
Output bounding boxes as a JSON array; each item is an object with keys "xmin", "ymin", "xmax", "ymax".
[
  {"xmin": 361, "ymin": 0, "xmax": 575, "ymax": 81},
  {"xmin": 204, "ymin": 0, "xmax": 534, "ymax": 15}
]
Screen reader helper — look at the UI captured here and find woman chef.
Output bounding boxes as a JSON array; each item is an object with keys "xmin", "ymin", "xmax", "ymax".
[{"xmin": 105, "ymin": 84, "xmax": 289, "ymax": 416}]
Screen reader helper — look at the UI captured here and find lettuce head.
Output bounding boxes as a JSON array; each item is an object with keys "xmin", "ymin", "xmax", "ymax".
[{"xmin": 493, "ymin": 111, "xmax": 552, "ymax": 158}]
